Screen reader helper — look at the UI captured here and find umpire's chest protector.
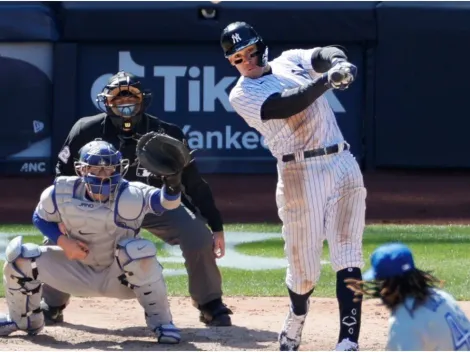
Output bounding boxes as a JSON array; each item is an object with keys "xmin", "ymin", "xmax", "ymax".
[{"xmin": 53, "ymin": 176, "xmax": 145, "ymax": 268}]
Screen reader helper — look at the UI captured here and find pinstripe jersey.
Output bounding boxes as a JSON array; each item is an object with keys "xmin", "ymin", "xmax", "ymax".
[
  {"xmin": 229, "ymin": 48, "xmax": 345, "ymax": 159},
  {"xmin": 228, "ymin": 46, "xmax": 366, "ymax": 298}
]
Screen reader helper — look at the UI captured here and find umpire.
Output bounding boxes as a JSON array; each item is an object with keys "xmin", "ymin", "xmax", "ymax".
[{"xmin": 44, "ymin": 71, "xmax": 233, "ymax": 326}]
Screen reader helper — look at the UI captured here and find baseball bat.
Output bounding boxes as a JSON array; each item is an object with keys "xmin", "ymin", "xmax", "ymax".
[{"xmin": 330, "ymin": 71, "xmax": 346, "ymax": 83}]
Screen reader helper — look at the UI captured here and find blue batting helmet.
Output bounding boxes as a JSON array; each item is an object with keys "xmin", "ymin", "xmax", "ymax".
[{"xmin": 75, "ymin": 139, "xmax": 129, "ymax": 198}]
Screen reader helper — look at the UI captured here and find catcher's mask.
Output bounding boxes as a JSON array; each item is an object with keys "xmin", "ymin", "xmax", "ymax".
[
  {"xmin": 96, "ymin": 71, "xmax": 152, "ymax": 133},
  {"xmin": 221, "ymin": 21, "xmax": 268, "ymax": 68},
  {"xmin": 75, "ymin": 139, "xmax": 130, "ymax": 200}
]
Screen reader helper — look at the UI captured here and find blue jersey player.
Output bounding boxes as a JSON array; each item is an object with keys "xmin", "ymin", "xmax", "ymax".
[{"xmin": 347, "ymin": 242, "xmax": 470, "ymax": 351}]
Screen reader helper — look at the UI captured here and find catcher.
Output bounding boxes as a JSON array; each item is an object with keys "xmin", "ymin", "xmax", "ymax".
[
  {"xmin": 0, "ymin": 135, "xmax": 190, "ymax": 343},
  {"xmin": 346, "ymin": 242, "xmax": 470, "ymax": 351},
  {"xmin": 52, "ymin": 71, "xmax": 231, "ymax": 327}
]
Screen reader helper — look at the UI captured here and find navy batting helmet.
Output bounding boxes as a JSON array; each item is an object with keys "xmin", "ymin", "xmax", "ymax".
[{"xmin": 220, "ymin": 22, "xmax": 268, "ymax": 67}]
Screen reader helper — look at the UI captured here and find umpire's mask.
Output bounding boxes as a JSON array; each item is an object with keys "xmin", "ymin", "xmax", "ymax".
[{"xmin": 96, "ymin": 71, "xmax": 152, "ymax": 133}]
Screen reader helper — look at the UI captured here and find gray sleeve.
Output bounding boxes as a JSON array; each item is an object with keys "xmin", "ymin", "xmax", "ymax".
[
  {"xmin": 35, "ymin": 185, "xmax": 62, "ymax": 223},
  {"xmin": 126, "ymin": 182, "xmax": 180, "ymax": 216},
  {"xmin": 144, "ymin": 184, "xmax": 181, "ymax": 213}
]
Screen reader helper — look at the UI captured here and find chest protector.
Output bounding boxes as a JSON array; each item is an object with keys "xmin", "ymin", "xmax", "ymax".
[{"xmin": 53, "ymin": 176, "xmax": 149, "ymax": 268}]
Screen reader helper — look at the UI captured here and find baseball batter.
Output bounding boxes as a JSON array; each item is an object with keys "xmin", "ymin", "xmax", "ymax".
[
  {"xmin": 0, "ymin": 140, "xmax": 181, "ymax": 344},
  {"xmin": 221, "ymin": 22, "xmax": 366, "ymax": 351},
  {"xmin": 347, "ymin": 242, "xmax": 470, "ymax": 351}
]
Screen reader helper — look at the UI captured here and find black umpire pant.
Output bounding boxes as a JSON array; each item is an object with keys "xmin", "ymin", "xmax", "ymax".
[{"xmin": 42, "ymin": 205, "xmax": 223, "ymax": 309}]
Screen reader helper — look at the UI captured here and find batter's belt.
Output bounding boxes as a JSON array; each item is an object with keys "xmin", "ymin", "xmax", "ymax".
[{"xmin": 282, "ymin": 142, "xmax": 350, "ymax": 163}]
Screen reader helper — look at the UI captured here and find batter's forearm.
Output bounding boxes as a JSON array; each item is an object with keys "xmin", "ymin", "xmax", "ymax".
[
  {"xmin": 32, "ymin": 211, "xmax": 62, "ymax": 244},
  {"xmin": 261, "ymin": 73, "xmax": 330, "ymax": 120},
  {"xmin": 311, "ymin": 46, "xmax": 348, "ymax": 73}
]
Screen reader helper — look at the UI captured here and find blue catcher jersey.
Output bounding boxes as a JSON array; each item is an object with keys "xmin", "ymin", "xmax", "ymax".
[{"xmin": 387, "ymin": 288, "xmax": 470, "ymax": 351}]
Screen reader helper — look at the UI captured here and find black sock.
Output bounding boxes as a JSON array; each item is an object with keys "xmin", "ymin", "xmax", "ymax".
[
  {"xmin": 288, "ymin": 288, "xmax": 314, "ymax": 315},
  {"xmin": 336, "ymin": 267, "xmax": 362, "ymax": 344}
]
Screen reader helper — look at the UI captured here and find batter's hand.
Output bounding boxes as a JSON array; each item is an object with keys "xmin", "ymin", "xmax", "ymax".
[
  {"xmin": 213, "ymin": 231, "xmax": 226, "ymax": 259},
  {"xmin": 328, "ymin": 61, "xmax": 357, "ymax": 90},
  {"xmin": 57, "ymin": 235, "xmax": 89, "ymax": 260}
]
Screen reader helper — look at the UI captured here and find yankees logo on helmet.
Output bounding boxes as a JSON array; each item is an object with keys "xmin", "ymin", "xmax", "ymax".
[{"xmin": 220, "ymin": 22, "xmax": 268, "ymax": 67}]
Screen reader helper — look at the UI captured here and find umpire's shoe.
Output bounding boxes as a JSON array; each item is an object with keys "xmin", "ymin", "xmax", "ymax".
[
  {"xmin": 40, "ymin": 300, "xmax": 65, "ymax": 325},
  {"xmin": 198, "ymin": 298, "xmax": 233, "ymax": 326},
  {"xmin": 278, "ymin": 300, "xmax": 310, "ymax": 351}
]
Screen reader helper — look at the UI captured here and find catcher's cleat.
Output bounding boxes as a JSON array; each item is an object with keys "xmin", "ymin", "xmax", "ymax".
[
  {"xmin": 0, "ymin": 314, "xmax": 19, "ymax": 336},
  {"xmin": 198, "ymin": 299, "xmax": 233, "ymax": 327},
  {"xmin": 278, "ymin": 300, "xmax": 310, "ymax": 351},
  {"xmin": 155, "ymin": 322, "xmax": 181, "ymax": 344},
  {"xmin": 0, "ymin": 313, "xmax": 43, "ymax": 336},
  {"xmin": 40, "ymin": 300, "xmax": 65, "ymax": 325}
]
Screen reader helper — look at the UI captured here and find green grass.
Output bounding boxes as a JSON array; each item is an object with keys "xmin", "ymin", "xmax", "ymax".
[
  {"xmin": 1, "ymin": 224, "xmax": 470, "ymax": 300},
  {"xmin": 233, "ymin": 224, "xmax": 470, "ymax": 299}
]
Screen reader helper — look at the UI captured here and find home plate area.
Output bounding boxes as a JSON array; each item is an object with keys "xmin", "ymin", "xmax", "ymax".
[{"xmin": 0, "ymin": 296, "xmax": 401, "ymax": 351}]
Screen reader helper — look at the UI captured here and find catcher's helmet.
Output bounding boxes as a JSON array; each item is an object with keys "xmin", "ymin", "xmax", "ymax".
[
  {"xmin": 220, "ymin": 22, "xmax": 268, "ymax": 67},
  {"xmin": 96, "ymin": 71, "xmax": 152, "ymax": 133},
  {"xmin": 75, "ymin": 139, "xmax": 129, "ymax": 199}
]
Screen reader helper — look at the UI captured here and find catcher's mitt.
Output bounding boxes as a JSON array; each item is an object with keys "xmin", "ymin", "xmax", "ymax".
[{"xmin": 136, "ymin": 132, "xmax": 193, "ymax": 177}]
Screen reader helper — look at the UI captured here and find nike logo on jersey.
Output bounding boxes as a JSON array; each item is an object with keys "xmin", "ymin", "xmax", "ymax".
[
  {"xmin": 137, "ymin": 245, "xmax": 146, "ymax": 250},
  {"xmin": 78, "ymin": 230, "xmax": 95, "ymax": 235}
]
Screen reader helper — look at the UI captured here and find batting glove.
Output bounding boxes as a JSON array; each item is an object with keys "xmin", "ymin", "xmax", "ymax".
[{"xmin": 328, "ymin": 61, "xmax": 357, "ymax": 90}]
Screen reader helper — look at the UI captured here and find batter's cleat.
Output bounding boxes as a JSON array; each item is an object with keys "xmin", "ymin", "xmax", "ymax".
[
  {"xmin": 335, "ymin": 338, "xmax": 359, "ymax": 351},
  {"xmin": 0, "ymin": 314, "xmax": 19, "ymax": 336},
  {"xmin": 40, "ymin": 300, "xmax": 65, "ymax": 325},
  {"xmin": 278, "ymin": 300, "xmax": 310, "ymax": 351},
  {"xmin": 155, "ymin": 322, "xmax": 181, "ymax": 344},
  {"xmin": 198, "ymin": 299, "xmax": 233, "ymax": 327}
]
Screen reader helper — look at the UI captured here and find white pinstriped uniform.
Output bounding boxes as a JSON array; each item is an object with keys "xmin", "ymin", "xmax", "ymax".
[{"xmin": 229, "ymin": 49, "xmax": 366, "ymax": 294}]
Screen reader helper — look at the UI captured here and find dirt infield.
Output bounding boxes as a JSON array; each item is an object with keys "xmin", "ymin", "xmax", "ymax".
[
  {"xmin": 1, "ymin": 296, "xmax": 470, "ymax": 351},
  {"xmin": 0, "ymin": 297, "xmax": 424, "ymax": 350},
  {"xmin": 2, "ymin": 169, "xmax": 470, "ymax": 224}
]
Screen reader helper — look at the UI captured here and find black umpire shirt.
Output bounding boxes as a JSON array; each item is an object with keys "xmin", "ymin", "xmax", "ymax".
[{"xmin": 56, "ymin": 112, "xmax": 224, "ymax": 233}]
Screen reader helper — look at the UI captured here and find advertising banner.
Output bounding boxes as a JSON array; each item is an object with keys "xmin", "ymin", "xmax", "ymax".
[
  {"xmin": 0, "ymin": 43, "xmax": 53, "ymax": 175},
  {"xmin": 76, "ymin": 43, "xmax": 364, "ymax": 173}
]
